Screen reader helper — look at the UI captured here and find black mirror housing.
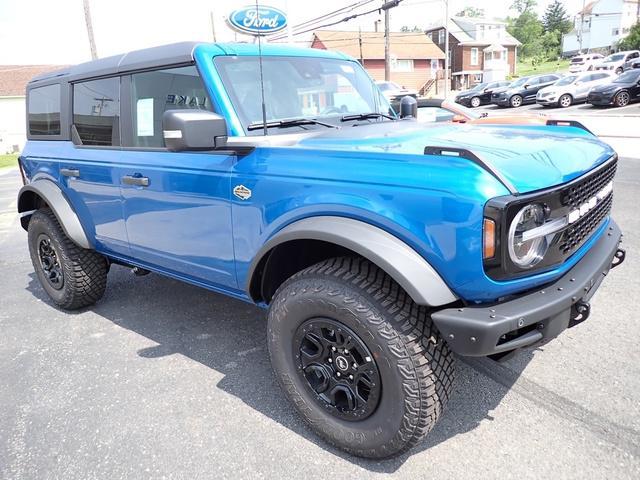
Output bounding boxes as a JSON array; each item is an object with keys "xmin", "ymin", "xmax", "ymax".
[
  {"xmin": 399, "ymin": 96, "xmax": 418, "ymax": 118},
  {"xmin": 162, "ymin": 110, "xmax": 228, "ymax": 152}
]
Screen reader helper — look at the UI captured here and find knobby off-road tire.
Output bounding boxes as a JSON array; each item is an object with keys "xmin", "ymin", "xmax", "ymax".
[
  {"xmin": 28, "ymin": 209, "xmax": 108, "ymax": 310},
  {"xmin": 267, "ymin": 257, "xmax": 455, "ymax": 458}
]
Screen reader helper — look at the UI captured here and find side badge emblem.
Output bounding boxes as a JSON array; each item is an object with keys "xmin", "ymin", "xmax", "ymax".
[{"xmin": 233, "ymin": 185, "xmax": 252, "ymax": 200}]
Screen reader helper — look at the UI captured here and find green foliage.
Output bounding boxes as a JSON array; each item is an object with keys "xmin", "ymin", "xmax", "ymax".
[
  {"xmin": 455, "ymin": 7, "xmax": 485, "ymax": 18},
  {"xmin": 508, "ymin": 11, "xmax": 543, "ymax": 58},
  {"xmin": 542, "ymin": 0, "xmax": 572, "ymax": 35},
  {"xmin": 400, "ymin": 25, "xmax": 423, "ymax": 32},
  {"xmin": 0, "ymin": 154, "xmax": 18, "ymax": 169},
  {"xmin": 617, "ymin": 22, "xmax": 640, "ymax": 50},
  {"xmin": 510, "ymin": 0, "xmax": 537, "ymax": 14}
]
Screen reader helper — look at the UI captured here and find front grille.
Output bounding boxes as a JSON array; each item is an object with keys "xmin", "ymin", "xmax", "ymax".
[
  {"xmin": 561, "ymin": 159, "xmax": 617, "ymax": 209},
  {"xmin": 558, "ymin": 194, "xmax": 613, "ymax": 254}
]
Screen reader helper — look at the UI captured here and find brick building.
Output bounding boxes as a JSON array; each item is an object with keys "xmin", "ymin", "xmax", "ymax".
[{"xmin": 311, "ymin": 30, "xmax": 445, "ymax": 92}]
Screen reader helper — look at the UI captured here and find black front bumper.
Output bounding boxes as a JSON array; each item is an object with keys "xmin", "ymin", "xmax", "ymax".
[{"xmin": 432, "ymin": 220, "xmax": 624, "ymax": 357}]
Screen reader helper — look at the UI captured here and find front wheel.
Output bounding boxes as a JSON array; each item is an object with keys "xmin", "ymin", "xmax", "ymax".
[
  {"xmin": 614, "ymin": 91, "xmax": 630, "ymax": 107},
  {"xmin": 470, "ymin": 96, "xmax": 481, "ymax": 108},
  {"xmin": 510, "ymin": 95, "xmax": 523, "ymax": 108},
  {"xmin": 558, "ymin": 94, "xmax": 573, "ymax": 108},
  {"xmin": 267, "ymin": 257, "xmax": 455, "ymax": 458},
  {"xmin": 28, "ymin": 209, "xmax": 108, "ymax": 309}
]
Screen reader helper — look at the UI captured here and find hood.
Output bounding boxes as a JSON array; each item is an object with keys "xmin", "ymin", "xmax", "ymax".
[
  {"xmin": 456, "ymin": 88, "xmax": 480, "ymax": 98},
  {"xmin": 491, "ymin": 86, "xmax": 510, "ymax": 95},
  {"xmin": 295, "ymin": 121, "xmax": 614, "ymax": 194},
  {"xmin": 538, "ymin": 85, "xmax": 558, "ymax": 95}
]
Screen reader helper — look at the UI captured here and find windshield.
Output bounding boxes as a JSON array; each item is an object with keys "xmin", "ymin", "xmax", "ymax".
[
  {"xmin": 571, "ymin": 57, "xmax": 583, "ymax": 63},
  {"xmin": 509, "ymin": 77, "xmax": 530, "ymax": 88},
  {"xmin": 605, "ymin": 54, "xmax": 625, "ymax": 62},
  {"xmin": 555, "ymin": 75, "xmax": 578, "ymax": 86},
  {"xmin": 615, "ymin": 71, "xmax": 640, "ymax": 83},
  {"xmin": 215, "ymin": 56, "xmax": 388, "ymax": 134},
  {"xmin": 469, "ymin": 82, "xmax": 488, "ymax": 91}
]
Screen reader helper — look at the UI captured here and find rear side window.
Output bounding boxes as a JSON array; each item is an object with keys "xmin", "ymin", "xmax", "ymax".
[
  {"xmin": 128, "ymin": 65, "xmax": 212, "ymax": 148},
  {"xmin": 28, "ymin": 84, "xmax": 61, "ymax": 135},
  {"xmin": 73, "ymin": 77, "xmax": 120, "ymax": 146}
]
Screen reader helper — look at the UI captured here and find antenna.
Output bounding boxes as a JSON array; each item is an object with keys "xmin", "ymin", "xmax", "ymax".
[{"xmin": 255, "ymin": 0, "xmax": 268, "ymax": 136}]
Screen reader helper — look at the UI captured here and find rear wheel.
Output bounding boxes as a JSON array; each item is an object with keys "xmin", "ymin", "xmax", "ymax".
[
  {"xmin": 615, "ymin": 67, "xmax": 623, "ymax": 75},
  {"xmin": 470, "ymin": 96, "xmax": 481, "ymax": 108},
  {"xmin": 558, "ymin": 94, "xmax": 573, "ymax": 108},
  {"xmin": 267, "ymin": 257, "xmax": 455, "ymax": 458},
  {"xmin": 28, "ymin": 209, "xmax": 108, "ymax": 309},
  {"xmin": 614, "ymin": 91, "xmax": 630, "ymax": 107},
  {"xmin": 510, "ymin": 95, "xmax": 523, "ymax": 108}
]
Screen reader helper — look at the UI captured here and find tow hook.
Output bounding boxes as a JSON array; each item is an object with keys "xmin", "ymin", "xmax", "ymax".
[
  {"xmin": 611, "ymin": 248, "xmax": 626, "ymax": 269},
  {"xmin": 569, "ymin": 301, "xmax": 590, "ymax": 328},
  {"xmin": 132, "ymin": 266, "xmax": 150, "ymax": 276}
]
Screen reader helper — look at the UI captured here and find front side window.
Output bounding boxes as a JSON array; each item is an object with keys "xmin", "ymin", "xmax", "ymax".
[
  {"xmin": 28, "ymin": 84, "xmax": 61, "ymax": 136},
  {"xmin": 215, "ymin": 56, "xmax": 384, "ymax": 134},
  {"xmin": 73, "ymin": 77, "xmax": 120, "ymax": 146},
  {"xmin": 129, "ymin": 65, "xmax": 212, "ymax": 148}
]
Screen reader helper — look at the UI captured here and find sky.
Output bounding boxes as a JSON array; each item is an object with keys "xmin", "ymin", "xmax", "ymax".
[{"xmin": 0, "ymin": 0, "xmax": 587, "ymax": 65}]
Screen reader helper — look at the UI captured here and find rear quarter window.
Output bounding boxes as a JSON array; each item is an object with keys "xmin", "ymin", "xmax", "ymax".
[{"xmin": 28, "ymin": 84, "xmax": 61, "ymax": 135}]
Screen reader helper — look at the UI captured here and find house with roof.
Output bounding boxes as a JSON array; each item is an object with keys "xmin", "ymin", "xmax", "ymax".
[
  {"xmin": 311, "ymin": 30, "xmax": 445, "ymax": 93},
  {"xmin": 562, "ymin": 0, "xmax": 639, "ymax": 56},
  {"xmin": 0, "ymin": 65, "xmax": 63, "ymax": 153},
  {"xmin": 425, "ymin": 17, "xmax": 521, "ymax": 90}
]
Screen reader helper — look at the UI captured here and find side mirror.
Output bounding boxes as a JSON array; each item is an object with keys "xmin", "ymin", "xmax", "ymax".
[
  {"xmin": 162, "ymin": 110, "xmax": 228, "ymax": 152},
  {"xmin": 399, "ymin": 96, "xmax": 418, "ymax": 119},
  {"xmin": 523, "ymin": 84, "xmax": 530, "ymax": 88}
]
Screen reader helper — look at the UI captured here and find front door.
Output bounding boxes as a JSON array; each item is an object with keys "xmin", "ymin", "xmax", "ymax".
[{"xmin": 119, "ymin": 66, "xmax": 237, "ymax": 289}]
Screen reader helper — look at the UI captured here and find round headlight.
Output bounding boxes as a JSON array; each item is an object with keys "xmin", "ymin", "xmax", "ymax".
[{"xmin": 508, "ymin": 204, "xmax": 548, "ymax": 268}]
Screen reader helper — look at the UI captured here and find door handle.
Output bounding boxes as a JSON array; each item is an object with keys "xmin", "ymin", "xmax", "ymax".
[
  {"xmin": 122, "ymin": 175, "xmax": 150, "ymax": 187},
  {"xmin": 61, "ymin": 168, "xmax": 80, "ymax": 177}
]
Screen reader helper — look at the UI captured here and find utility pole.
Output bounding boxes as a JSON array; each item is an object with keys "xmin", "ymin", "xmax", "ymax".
[
  {"xmin": 359, "ymin": 27, "xmax": 364, "ymax": 65},
  {"xmin": 384, "ymin": 2, "xmax": 390, "ymax": 81},
  {"xmin": 210, "ymin": 12, "xmax": 217, "ymax": 42},
  {"xmin": 83, "ymin": 0, "xmax": 98, "ymax": 60},
  {"xmin": 444, "ymin": 0, "xmax": 449, "ymax": 96},
  {"xmin": 578, "ymin": 0, "xmax": 586, "ymax": 53}
]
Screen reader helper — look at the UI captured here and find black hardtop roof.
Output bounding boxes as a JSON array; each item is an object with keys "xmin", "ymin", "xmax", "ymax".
[{"xmin": 28, "ymin": 41, "xmax": 202, "ymax": 86}]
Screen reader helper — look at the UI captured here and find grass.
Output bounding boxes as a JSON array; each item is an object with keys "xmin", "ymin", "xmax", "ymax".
[
  {"xmin": 0, "ymin": 154, "xmax": 18, "ymax": 169},
  {"xmin": 515, "ymin": 58, "xmax": 570, "ymax": 77}
]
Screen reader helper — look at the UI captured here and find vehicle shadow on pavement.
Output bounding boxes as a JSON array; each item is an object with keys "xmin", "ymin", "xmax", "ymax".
[{"xmin": 26, "ymin": 265, "xmax": 535, "ymax": 473}]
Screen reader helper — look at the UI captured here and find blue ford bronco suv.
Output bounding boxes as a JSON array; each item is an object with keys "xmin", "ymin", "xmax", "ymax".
[{"xmin": 18, "ymin": 42, "xmax": 625, "ymax": 458}]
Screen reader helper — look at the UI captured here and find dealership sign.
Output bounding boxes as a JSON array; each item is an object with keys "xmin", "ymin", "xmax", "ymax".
[{"xmin": 228, "ymin": 5, "xmax": 288, "ymax": 35}]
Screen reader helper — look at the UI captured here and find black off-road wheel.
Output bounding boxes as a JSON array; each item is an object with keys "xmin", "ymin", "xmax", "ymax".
[
  {"xmin": 267, "ymin": 257, "xmax": 455, "ymax": 459},
  {"xmin": 28, "ymin": 209, "xmax": 108, "ymax": 310}
]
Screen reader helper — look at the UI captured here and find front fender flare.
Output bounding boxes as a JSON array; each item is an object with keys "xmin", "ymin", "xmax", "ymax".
[
  {"xmin": 17, "ymin": 179, "xmax": 92, "ymax": 249},
  {"xmin": 247, "ymin": 216, "xmax": 458, "ymax": 307}
]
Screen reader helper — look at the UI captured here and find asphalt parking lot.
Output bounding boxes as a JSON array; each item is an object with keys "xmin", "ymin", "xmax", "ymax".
[
  {"xmin": 1, "ymin": 148, "xmax": 639, "ymax": 478},
  {"xmin": 472, "ymin": 98, "xmax": 640, "ymax": 117}
]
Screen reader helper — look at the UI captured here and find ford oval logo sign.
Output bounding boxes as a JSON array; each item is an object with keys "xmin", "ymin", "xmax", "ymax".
[{"xmin": 228, "ymin": 5, "xmax": 288, "ymax": 35}]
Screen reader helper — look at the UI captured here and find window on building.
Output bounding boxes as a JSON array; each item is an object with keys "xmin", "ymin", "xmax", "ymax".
[
  {"xmin": 470, "ymin": 48, "xmax": 479, "ymax": 65},
  {"xmin": 391, "ymin": 58, "xmax": 414, "ymax": 72},
  {"xmin": 473, "ymin": 74, "xmax": 483, "ymax": 82},
  {"xmin": 73, "ymin": 77, "xmax": 120, "ymax": 146},
  {"xmin": 612, "ymin": 28, "xmax": 619, "ymax": 36},
  {"xmin": 128, "ymin": 65, "xmax": 212, "ymax": 148},
  {"xmin": 28, "ymin": 84, "xmax": 61, "ymax": 136},
  {"xmin": 438, "ymin": 29, "xmax": 445, "ymax": 44},
  {"xmin": 479, "ymin": 25, "xmax": 485, "ymax": 39}
]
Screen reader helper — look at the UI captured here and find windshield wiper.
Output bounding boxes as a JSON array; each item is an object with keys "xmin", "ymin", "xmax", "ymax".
[
  {"xmin": 247, "ymin": 118, "xmax": 338, "ymax": 131},
  {"xmin": 340, "ymin": 112, "xmax": 397, "ymax": 122}
]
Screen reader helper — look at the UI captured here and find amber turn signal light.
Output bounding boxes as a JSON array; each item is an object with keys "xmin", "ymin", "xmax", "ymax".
[{"xmin": 483, "ymin": 218, "xmax": 496, "ymax": 259}]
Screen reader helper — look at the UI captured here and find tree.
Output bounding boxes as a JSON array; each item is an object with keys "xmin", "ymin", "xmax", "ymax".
[
  {"xmin": 542, "ymin": 0, "xmax": 572, "ymax": 34},
  {"xmin": 511, "ymin": 0, "xmax": 537, "ymax": 14},
  {"xmin": 455, "ymin": 7, "xmax": 485, "ymax": 18},
  {"xmin": 618, "ymin": 22, "xmax": 640, "ymax": 50},
  {"xmin": 508, "ymin": 11, "xmax": 544, "ymax": 58}
]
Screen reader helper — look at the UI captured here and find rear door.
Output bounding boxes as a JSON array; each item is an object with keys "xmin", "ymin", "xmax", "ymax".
[
  {"xmin": 118, "ymin": 65, "xmax": 237, "ymax": 289},
  {"xmin": 60, "ymin": 77, "xmax": 129, "ymax": 257}
]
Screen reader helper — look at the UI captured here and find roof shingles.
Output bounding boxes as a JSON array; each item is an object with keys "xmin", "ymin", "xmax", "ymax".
[{"xmin": 0, "ymin": 65, "xmax": 65, "ymax": 97}]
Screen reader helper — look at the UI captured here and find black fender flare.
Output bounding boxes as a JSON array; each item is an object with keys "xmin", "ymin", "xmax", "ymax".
[
  {"xmin": 17, "ymin": 179, "xmax": 92, "ymax": 249},
  {"xmin": 247, "ymin": 216, "xmax": 458, "ymax": 307}
]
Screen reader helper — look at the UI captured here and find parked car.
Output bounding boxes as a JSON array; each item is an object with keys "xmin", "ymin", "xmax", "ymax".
[
  {"xmin": 405, "ymin": 98, "xmax": 549, "ymax": 125},
  {"xmin": 536, "ymin": 71, "xmax": 616, "ymax": 107},
  {"xmin": 588, "ymin": 69, "xmax": 640, "ymax": 107},
  {"xmin": 595, "ymin": 50, "xmax": 640, "ymax": 74},
  {"xmin": 454, "ymin": 80, "xmax": 511, "ymax": 107},
  {"xmin": 568, "ymin": 53, "xmax": 604, "ymax": 73},
  {"xmin": 491, "ymin": 74, "xmax": 562, "ymax": 107},
  {"xmin": 623, "ymin": 58, "xmax": 640, "ymax": 71},
  {"xmin": 19, "ymin": 42, "xmax": 625, "ymax": 459},
  {"xmin": 375, "ymin": 80, "xmax": 417, "ymax": 102}
]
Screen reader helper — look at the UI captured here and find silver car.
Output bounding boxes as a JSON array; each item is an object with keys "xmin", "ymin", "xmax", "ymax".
[{"xmin": 536, "ymin": 71, "xmax": 615, "ymax": 107}]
